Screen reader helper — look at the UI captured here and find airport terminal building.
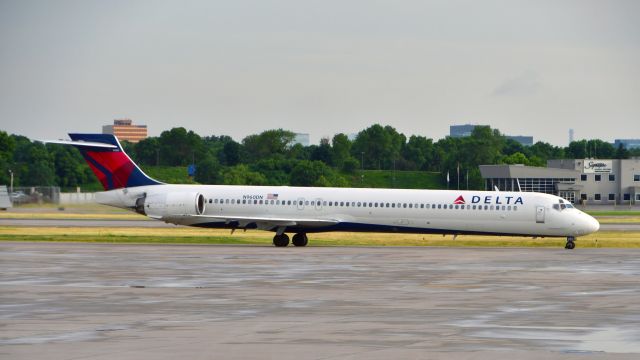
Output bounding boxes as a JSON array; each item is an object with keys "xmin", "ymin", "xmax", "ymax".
[{"xmin": 480, "ymin": 159, "xmax": 640, "ymax": 205}]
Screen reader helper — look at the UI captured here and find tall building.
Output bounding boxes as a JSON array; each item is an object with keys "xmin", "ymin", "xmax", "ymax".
[
  {"xmin": 102, "ymin": 119, "xmax": 148, "ymax": 143},
  {"xmin": 614, "ymin": 139, "xmax": 640, "ymax": 150},
  {"xmin": 449, "ymin": 124, "xmax": 481, "ymax": 138},
  {"xmin": 450, "ymin": 124, "xmax": 533, "ymax": 145}
]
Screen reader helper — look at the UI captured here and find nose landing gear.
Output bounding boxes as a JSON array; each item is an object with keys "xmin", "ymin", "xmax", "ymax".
[{"xmin": 565, "ymin": 236, "xmax": 576, "ymax": 250}]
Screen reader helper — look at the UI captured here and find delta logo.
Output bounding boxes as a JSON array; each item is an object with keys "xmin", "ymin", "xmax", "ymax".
[{"xmin": 453, "ymin": 195, "xmax": 524, "ymax": 205}]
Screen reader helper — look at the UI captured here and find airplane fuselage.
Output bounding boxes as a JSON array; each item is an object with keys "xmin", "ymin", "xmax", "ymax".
[{"xmin": 97, "ymin": 184, "xmax": 600, "ymax": 238}]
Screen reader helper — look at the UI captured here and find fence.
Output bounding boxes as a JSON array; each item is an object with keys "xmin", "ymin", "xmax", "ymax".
[{"xmin": 9, "ymin": 186, "xmax": 60, "ymax": 205}]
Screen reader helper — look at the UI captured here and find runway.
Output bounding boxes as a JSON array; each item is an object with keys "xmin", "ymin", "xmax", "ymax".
[{"xmin": 1, "ymin": 243, "xmax": 639, "ymax": 359}]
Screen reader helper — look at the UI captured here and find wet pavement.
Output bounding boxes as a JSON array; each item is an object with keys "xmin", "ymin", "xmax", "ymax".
[{"xmin": 1, "ymin": 243, "xmax": 639, "ymax": 359}]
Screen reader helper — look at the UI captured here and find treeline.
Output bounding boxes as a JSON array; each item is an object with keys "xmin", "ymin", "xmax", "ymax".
[{"xmin": 1, "ymin": 125, "xmax": 638, "ymax": 190}]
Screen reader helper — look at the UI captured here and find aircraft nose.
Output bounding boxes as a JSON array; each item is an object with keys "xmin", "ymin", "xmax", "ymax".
[{"xmin": 582, "ymin": 214, "xmax": 600, "ymax": 234}]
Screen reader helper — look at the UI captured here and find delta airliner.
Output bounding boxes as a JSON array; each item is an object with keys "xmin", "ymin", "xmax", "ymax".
[{"xmin": 46, "ymin": 134, "xmax": 599, "ymax": 249}]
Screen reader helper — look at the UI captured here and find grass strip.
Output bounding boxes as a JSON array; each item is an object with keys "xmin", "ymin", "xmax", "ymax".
[{"xmin": 1, "ymin": 227, "xmax": 638, "ymax": 248}]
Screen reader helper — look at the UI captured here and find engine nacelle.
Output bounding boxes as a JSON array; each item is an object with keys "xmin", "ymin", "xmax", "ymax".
[{"xmin": 136, "ymin": 192, "xmax": 206, "ymax": 218}]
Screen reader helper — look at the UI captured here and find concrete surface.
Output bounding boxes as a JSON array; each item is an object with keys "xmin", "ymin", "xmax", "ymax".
[{"xmin": 1, "ymin": 243, "xmax": 640, "ymax": 359}]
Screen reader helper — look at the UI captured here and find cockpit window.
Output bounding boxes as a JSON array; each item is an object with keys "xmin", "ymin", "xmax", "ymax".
[{"xmin": 566, "ymin": 204, "xmax": 574, "ymax": 209}]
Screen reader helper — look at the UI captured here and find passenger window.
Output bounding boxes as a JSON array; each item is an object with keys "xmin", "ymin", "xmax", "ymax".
[
  {"xmin": 375, "ymin": 203, "xmax": 378, "ymax": 207},
  {"xmin": 340, "ymin": 202, "xmax": 344, "ymax": 206},
  {"xmin": 408, "ymin": 204, "xmax": 412, "ymax": 208},
  {"xmin": 454, "ymin": 205, "xmax": 459, "ymax": 210},
  {"xmin": 346, "ymin": 202, "xmax": 350, "ymax": 207},
  {"xmin": 508, "ymin": 206, "xmax": 512, "ymax": 211},
  {"xmin": 311, "ymin": 201, "xmax": 315, "ymax": 206},
  {"xmin": 437, "ymin": 204, "xmax": 441, "ymax": 209},
  {"xmin": 392, "ymin": 203, "xmax": 396, "ymax": 208},
  {"xmin": 513, "ymin": 206, "xmax": 518, "ymax": 211},
  {"xmin": 226, "ymin": 199, "xmax": 230, "ymax": 204},
  {"xmin": 352, "ymin": 202, "xmax": 356, "ymax": 207},
  {"xmin": 323, "ymin": 201, "xmax": 327, "ymax": 206},
  {"xmin": 484, "ymin": 205, "xmax": 488, "ymax": 210},
  {"xmin": 231, "ymin": 199, "xmax": 235, "ymax": 204},
  {"xmin": 357, "ymin": 202, "xmax": 361, "ymax": 207},
  {"xmin": 369, "ymin": 202, "xmax": 373, "ymax": 207}
]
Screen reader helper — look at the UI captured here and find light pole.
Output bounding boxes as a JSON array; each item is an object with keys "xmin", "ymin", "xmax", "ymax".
[
  {"xmin": 8, "ymin": 170, "xmax": 13, "ymax": 195},
  {"xmin": 360, "ymin": 152, "xmax": 365, "ymax": 183}
]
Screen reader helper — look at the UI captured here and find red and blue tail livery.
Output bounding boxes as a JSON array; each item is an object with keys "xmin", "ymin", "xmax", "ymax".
[{"xmin": 67, "ymin": 133, "xmax": 161, "ymax": 190}]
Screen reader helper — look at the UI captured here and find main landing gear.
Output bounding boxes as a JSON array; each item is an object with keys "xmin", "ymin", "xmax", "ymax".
[
  {"xmin": 565, "ymin": 236, "xmax": 576, "ymax": 250},
  {"xmin": 272, "ymin": 233, "xmax": 308, "ymax": 247}
]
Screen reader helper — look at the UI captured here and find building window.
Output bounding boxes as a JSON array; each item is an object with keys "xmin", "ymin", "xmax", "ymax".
[
  {"xmin": 636, "ymin": 194, "xmax": 640, "ymax": 201},
  {"xmin": 635, "ymin": 174, "xmax": 640, "ymax": 182},
  {"xmin": 594, "ymin": 194, "xmax": 601, "ymax": 201},
  {"xmin": 624, "ymin": 194, "xmax": 630, "ymax": 201},
  {"xmin": 609, "ymin": 194, "xmax": 615, "ymax": 201},
  {"xmin": 581, "ymin": 174, "xmax": 587, "ymax": 181},
  {"xmin": 595, "ymin": 174, "xmax": 601, "ymax": 182},
  {"xmin": 581, "ymin": 194, "xmax": 587, "ymax": 201},
  {"xmin": 609, "ymin": 174, "xmax": 615, "ymax": 181}
]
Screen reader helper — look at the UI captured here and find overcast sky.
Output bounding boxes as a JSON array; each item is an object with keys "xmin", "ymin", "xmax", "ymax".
[{"xmin": 1, "ymin": 0, "xmax": 638, "ymax": 146}]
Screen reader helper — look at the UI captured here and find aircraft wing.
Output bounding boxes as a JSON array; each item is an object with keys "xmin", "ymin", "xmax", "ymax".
[{"xmin": 185, "ymin": 214, "xmax": 340, "ymax": 231}]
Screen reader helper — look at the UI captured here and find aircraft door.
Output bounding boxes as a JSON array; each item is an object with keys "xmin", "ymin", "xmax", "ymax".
[
  {"xmin": 536, "ymin": 206, "xmax": 545, "ymax": 223},
  {"xmin": 297, "ymin": 198, "xmax": 305, "ymax": 211}
]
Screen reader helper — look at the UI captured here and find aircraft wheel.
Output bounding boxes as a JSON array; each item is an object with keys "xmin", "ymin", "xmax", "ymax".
[
  {"xmin": 273, "ymin": 234, "xmax": 290, "ymax": 247},
  {"xmin": 292, "ymin": 233, "xmax": 308, "ymax": 247},
  {"xmin": 565, "ymin": 237, "xmax": 576, "ymax": 250}
]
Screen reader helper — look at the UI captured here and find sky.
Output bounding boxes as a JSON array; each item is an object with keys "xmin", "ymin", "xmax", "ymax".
[{"xmin": 0, "ymin": 0, "xmax": 639, "ymax": 146}]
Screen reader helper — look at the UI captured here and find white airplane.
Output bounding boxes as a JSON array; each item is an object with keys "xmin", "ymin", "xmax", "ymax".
[{"xmin": 46, "ymin": 133, "xmax": 599, "ymax": 249}]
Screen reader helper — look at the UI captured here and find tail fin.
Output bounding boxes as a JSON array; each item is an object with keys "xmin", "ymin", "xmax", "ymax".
[{"xmin": 48, "ymin": 133, "xmax": 161, "ymax": 191}]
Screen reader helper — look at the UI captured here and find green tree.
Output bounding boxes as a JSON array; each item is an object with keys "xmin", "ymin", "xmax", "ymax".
[
  {"xmin": 220, "ymin": 140, "xmax": 242, "ymax": 166},
  {"xmin": 501, "ymin": 152, "xmax": 529, "ymax": 165},
  {"xmin": 341, "ymin": 157, "xmax": 359, "ymax": 174},
  {"xmin": 402, "ymin": 135, "xmax": 433, "ymax": 170},
  {"xmin": 0, "ymin": 131, "xmax": 16, "ymax": 184},
  {"xmin": 134, "ymin": 137, "xmax": 160, "ymax": 166},
  {"xmin": 352, "ymin": 124, "xmax": 405, "ymax": 169},
  {"xmin": 242, "ymin": 129, "xmax": 295, "ymax": 162},
  {"xmin": 310, "ymin": 140, "xmax": 332, "ymax": 164},
  {"xmin": 222, "ymin": 164, "xmax": 267, "ymax": 185},
  {"xmin": 158, "ymin": 127, "xmax": 204, "ymax": 166},
  {"xmin": 194, "ymin": 154, "xmax": 221, "ymax": 184},
  {"xmin": 331, "ymin": 133, "xmax": 352, "ymax": 168}
]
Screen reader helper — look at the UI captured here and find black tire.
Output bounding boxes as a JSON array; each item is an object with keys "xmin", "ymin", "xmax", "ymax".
[
  {"xmin": 566, "ymin": 241, "xmax": 575, "ymax": 250},
  {"xmin": 292, "ymin": 233, "xmax": 308, "ymax": 247},
  {"xmin": 273, "ymin": 234, "xmax": 290, "ymax": 247}
]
